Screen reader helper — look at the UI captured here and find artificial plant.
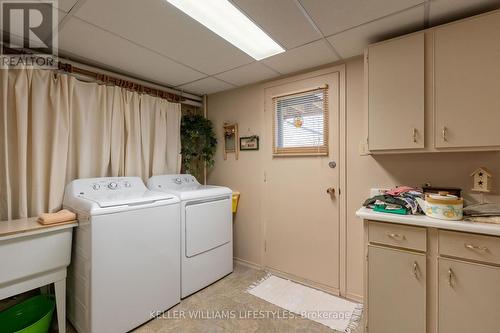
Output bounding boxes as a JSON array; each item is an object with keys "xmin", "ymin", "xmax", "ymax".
[{"xmin": 181, "ymin": 114, "xmax": 217, "ymax": 180}]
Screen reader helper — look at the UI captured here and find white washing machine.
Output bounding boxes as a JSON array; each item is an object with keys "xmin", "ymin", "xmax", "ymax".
[
  {"xmin": 147, "ymin": 174, "xmax": 233, "ymax": 298},
  {"xmin": 63, "ymin": 177, "xmax": 181, "ymax": 333}
]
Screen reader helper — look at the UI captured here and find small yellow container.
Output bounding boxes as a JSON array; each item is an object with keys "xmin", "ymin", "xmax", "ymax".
[{"xmin": 232, "ymin": 192, "xmax": 240, "ymax": 213}]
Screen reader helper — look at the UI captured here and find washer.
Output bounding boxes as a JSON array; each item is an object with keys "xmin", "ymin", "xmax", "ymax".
[
  {"xmin": 63, "ymin": 177, "xmax": 180, "ymax": 333},
  {"xmin": 147, "ymin": 174, "xmax": 233, "ymax": 298}
]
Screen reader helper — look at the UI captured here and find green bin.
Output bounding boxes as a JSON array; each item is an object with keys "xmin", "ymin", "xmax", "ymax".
[{"xmin": 0, "ymin": 295, "xmax": 55, "ymax": 333}]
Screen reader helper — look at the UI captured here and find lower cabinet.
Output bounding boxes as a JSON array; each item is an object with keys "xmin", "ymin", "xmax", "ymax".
[
  {"xmin": 368, "ymin": 245, "xmax": 426, "ymax": 333},
  {"xmin": 438, "ymin": 258, "xmax": 500, "ymax": 332}
]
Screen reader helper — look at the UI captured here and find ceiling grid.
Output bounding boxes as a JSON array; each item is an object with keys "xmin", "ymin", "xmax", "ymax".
[{"xmin": 22, "ymin": 0, "xmax": 499, "ymax": 95}]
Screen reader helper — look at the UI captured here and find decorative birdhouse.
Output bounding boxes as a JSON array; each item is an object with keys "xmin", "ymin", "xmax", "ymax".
[{"xmin": 470, "ymin": 167, "xmax": 492, "ymax": 193}]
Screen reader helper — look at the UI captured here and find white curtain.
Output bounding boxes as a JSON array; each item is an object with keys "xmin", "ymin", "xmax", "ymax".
[{"xmin": 0, "ymin": 69, "xmax": 181, "ymax": 220}]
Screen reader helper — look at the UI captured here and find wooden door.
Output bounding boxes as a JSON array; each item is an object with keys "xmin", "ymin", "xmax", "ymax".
[
  {"xmin": 263, "ymin": 71, "xmax": 341, "ymax": 292},
  {"xmin": 438, "ymin": 258, "xmax": 500, "ymax": 332},
  {"xmin": 434, "ymin": 11, "xmax": 500, "ymax": 148},
  {"xmin": 368, "ymin": 33, "xmax": 425, "ymax": 150},
  {"xmin": 368, "ymin": 245, "xmax": 426, "ymax": 333}
]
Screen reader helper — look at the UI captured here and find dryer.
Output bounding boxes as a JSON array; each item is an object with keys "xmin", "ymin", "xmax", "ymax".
[
  {"xmin": 63, "ymin": 177, "xmax": 180, "ymax": 333},
  {"xmin": 148, "ymin": 174, "xmax": 233, "ymax": 298}
]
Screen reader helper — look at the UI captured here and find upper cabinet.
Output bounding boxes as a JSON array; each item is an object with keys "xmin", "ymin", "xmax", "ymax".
[
  {"xmin": 434, "ymin": 11, "xmax": 500, "ymax": 148},
  {"xmin": 368, "ymin": 33, "xmax": 425, "ymax": 151},
  {"xmin": 366, "ymin": 10, "xmax": 500, "ymax": 153}
]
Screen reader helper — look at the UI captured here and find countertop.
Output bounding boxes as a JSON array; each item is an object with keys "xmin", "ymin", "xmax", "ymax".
[
  {"xmin": 0, "ymin": 217, "xmax": 78, "ymax": 241},
  {"xmin": 356, "ymin": 207, "xmax": 500, "ymax": 237}
]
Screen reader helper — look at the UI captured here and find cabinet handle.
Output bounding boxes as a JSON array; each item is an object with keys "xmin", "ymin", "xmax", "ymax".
[
  {"xmin": 465, "ymin": 243, "xmax": 489, "ymax": 252},
  {"xmin": 413, "ymin": 262, "xmax": 419, "ymax": 279},
  {"xmin": 442, "ymin": 126, "xmax": 448, "ymax": 142},
  {"xmin": 412, "ymin": 128, "xmax": 417, "ymax": 143},
  {"xmin": 448, "ymin": 268, "xmax": 454, "ymax": 287},
  {"xmin": 386, "ymin": 233, "xmax": 406, "ymax": 240}
]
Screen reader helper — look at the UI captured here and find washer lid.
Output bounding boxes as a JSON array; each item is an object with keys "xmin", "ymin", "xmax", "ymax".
[
  {"xmin": 63, "ymin": 177, "xmax": 177, "ymax": 210},
  {"xmin": 79, "ymin": 190, "xmax": 173, "ymax": 208}
]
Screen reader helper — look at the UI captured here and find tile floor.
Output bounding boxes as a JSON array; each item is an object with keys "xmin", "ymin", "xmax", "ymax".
[{"xmin": 67, "ymin": 264, "xmax": 364, "ymax": 333}]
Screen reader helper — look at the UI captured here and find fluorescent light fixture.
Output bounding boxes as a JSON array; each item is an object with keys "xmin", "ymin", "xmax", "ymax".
[{"xmin": 167, "ymin": 0, "xmax": 285, "ymax": 60}]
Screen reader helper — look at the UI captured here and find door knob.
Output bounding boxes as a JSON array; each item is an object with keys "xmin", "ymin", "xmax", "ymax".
[{"xmin": 326, "ymin": 187, "xmax": 335, "ymax": 195}]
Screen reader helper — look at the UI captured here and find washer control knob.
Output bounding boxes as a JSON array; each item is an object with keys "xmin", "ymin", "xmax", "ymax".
[
  {"xmin": 124, "ymin": 181, "xmax": 131, "ymax": 188},
  {"xmin": 175, "ymin": 177, "xmax": 182, "ymax": 184},
  {"xmin": 108, "ymin": 182, "xmax": 118, "ymax": 190},
  {"xmin": 92, "ymin": 184, "xmax": 100, "ymax": 190}
]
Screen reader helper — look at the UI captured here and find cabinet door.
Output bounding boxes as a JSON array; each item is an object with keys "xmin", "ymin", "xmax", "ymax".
[
  {"xmin": 368, "ymin": 245, "xmax": 426, "ymax": 333},
  {"xmin": 434, "ymin": 12, "xmax": 500, "ymax": 148},
  {"xmin": 439, "ymin": 258, "xmax": 500, "ymax": 332},
  {"xmin": 368, "ymin": 33, "xmax": 425, "ymax": 150}
]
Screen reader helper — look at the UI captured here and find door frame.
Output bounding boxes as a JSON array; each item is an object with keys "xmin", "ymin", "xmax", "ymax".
[{"xmin": 260, "ymin": 64, "xmax": 347, "ymax": 296}]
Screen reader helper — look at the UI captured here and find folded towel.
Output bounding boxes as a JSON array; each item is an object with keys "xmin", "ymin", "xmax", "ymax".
[{"xmin": 38, "ymin": 209, "xmax": 76, "ymax": 225}]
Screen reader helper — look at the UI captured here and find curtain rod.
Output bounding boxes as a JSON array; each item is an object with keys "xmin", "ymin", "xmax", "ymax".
[{"xmin": 1, "ymin": 44, "xmax": 203, "ymax": 106}]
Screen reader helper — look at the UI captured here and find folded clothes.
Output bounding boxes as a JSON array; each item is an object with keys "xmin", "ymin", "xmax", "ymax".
[
  {"xmin": 464, "ymin": 203, "xmax": 500, "ymax": 217},
  {"xmin": 363, "ymin": 187, "xmax": 423, "ymax": 215},
  {"xmin": 386, "ymin": 186, "xmax": 415, "ymax": 196},
  {"xmin": 464, "ymin": 216, "xmax": 500, "ymax": 224},
  {"xmin": 38, "ymin": 209, "xmax": 76, "ymax": 225},
  {"xmin": 364, "ymin": 195, "xmax": 408, "ymax": 209}
]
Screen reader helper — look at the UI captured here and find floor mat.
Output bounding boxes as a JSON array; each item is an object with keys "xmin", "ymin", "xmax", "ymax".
[{"xmin": 248, "ymin": 274, "xmax": 363, "ymax": 332}]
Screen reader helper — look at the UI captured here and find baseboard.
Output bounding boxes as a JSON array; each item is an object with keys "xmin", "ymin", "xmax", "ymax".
[
  {"xmin": 346, "ymin": 292, "xmax": 364, "ymax": 304},
  {"xmin": 233, "ymin": 257, "xmax": 263, "ymax": 270},
  {"xmin": 264, "ymin": 266, "xmax": 341, "ymax": 296}
]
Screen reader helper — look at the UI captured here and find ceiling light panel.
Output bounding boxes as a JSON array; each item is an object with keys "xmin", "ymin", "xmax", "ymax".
[{"xmin": 167, "ymin": 0, "xmax": 285, "ymax": 60}]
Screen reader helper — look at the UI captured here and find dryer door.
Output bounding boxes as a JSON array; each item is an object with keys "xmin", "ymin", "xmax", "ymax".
[{"xmin": 185, "ymin": 197, "xmax": 232, "ymax": 257}]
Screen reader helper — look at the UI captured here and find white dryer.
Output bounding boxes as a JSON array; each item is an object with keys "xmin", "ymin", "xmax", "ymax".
[
  {"xmin": 63, "ymin": 177, "xmax": 180, "ymax": 333},
  {"xmin": 148, "ymin": 174, "xmax": 233, "ymax": 298}
]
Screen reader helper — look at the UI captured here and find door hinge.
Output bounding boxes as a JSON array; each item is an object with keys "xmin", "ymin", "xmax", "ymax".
[
  {"xmin": 264, "ymin": 172, "xmax": 267, "ymax": 183},
  {"xmin": 264, "ymin": 240, "xmax": 267, "ymax": 252}
]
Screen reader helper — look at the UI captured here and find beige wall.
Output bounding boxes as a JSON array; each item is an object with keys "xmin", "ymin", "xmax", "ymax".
[
  {"xmin": 207, "ymin": 56, "xmax": 500, "ymax": 301},
  {"xmin": 207, "ymin": 85, "xmax": 265, "ymax": 266}
]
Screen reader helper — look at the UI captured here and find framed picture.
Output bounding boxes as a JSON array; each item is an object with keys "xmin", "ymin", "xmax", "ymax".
[
  {"xmin": 240, "ymin": 136, "xmax": 259, "ymax": 151},
  {"xmin": 223, "ymin": 123, "xmax": 238, "ymax": 160}
]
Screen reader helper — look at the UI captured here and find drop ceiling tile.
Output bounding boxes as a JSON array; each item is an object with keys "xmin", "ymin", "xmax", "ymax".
[
  {"xmin": 72, "ymin": 0, "xmax": 254, "ymax": 75},
  {"xmin": 232, "ymin": 0, "xmax": 321, "ymax": 49},
  {"xmin": 34, "ymin": 0, "xmax": 77, "ymax": 12},
  {"xmin": 57, "ymin": 0, "xmax": 78, "ymax": 12},
  {"xmin": 58, "ymin": 17, "xmax": 206, "ymax": 87},
  {"xmin": 327, "ymin": 5, "xmax": 425, "ymax": 59},
  {"xmin": 429, "ymin": 0, "xmax": 500, "ymax": 26},
  {"xmin": 177, "ymin": 77, "xmax": 235, "ymax": 95},
  {"xmin": 214, "ymin": 62, "xmax": 279, "ymax": 86},
  {"xmin": 262, "ymin": 40, "xmax": 339, "ymax": 74},
  {"xmin": 299, "ymin": 0, "xmax": 425, "ymax": 36}
]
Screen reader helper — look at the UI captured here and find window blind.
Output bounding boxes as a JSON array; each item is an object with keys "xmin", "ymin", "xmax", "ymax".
[{"xmin": 272, "ymin": 86, "xmax": 329, "ymax": 156}]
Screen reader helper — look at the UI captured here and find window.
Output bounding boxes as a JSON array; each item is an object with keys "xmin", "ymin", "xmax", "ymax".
[{"xmin": 272, "ymin": 86, "xmax": 329, "ymax": 156}]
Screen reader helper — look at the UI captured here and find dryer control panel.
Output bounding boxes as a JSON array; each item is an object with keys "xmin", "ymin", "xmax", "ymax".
[{"xmin": 148, "ymin": 174, "xmax": 200, "ymax": 191}]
